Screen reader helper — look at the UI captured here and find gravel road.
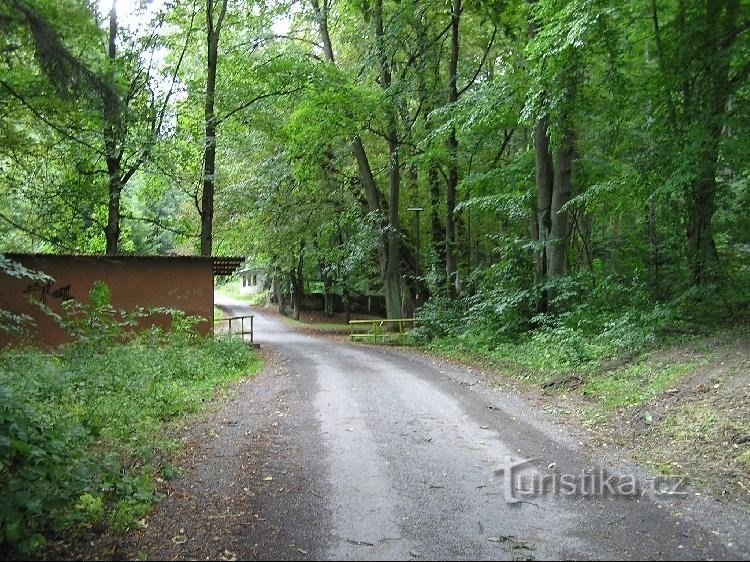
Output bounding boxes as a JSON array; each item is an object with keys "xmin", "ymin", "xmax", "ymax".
[{"xmin": 113, "ymin": 297, "xmax": 749, "ymax": 561}]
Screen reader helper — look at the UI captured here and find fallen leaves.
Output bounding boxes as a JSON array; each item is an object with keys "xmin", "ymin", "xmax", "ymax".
[
  {"xmin": 171, "ymin": 529, "xmax": 187, "ymax": 545},
  {"xmin": 219, "ymin": 548, "xmax": 238, "ymax": 561}
]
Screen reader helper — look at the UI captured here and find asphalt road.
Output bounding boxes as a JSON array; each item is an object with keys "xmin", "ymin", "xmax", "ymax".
[{"xmin": 127, "ymin": 296, "xmax": 748, "ymax": 561}]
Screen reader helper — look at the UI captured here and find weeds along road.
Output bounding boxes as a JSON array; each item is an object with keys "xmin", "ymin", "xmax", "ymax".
[{"xmin": 122, "ymin": 296, "xmax": 749, "ymax": 561}]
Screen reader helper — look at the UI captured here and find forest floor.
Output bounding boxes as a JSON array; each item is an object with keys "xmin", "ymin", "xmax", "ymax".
[{"xmin": 51, "ymin": 299, "xmax": 749, "ymax": 561}]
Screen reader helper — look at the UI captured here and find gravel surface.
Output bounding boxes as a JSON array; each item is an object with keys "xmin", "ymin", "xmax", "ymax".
[{"xmin": 77, "ymin": 297, "xmax": 749, "ymax": 561}]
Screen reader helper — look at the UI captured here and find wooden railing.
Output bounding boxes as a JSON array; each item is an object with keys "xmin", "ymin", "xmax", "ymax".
[
  {"xmin": 348, "ymin": 318, "xmax": 416, "ymax": 345},
  {"xmin": 214, "ymin": 314, "xmax": 254, "ymax": 343}
]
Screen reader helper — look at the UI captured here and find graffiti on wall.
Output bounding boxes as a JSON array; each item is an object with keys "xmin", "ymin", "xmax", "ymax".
[{"xmin": 22, "ymin": 281, "xmax": 74, "ymax": 304}]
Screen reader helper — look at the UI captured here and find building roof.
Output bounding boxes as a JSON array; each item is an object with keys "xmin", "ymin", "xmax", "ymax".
[
  {"xmin": 4, "ymin": 253, "xmax": 245, "ymax": 277},
  {"xmin": 211, "ymin": 257, "xmax": 245, "ymax": 276}
]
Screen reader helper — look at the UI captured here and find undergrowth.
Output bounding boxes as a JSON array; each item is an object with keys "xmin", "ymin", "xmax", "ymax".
[{"xmin": 0, "ymin": 282, "xmax": 259, "ymax": 554}]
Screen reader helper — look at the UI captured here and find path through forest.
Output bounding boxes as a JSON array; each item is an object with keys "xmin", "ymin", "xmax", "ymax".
[{"xmin": 87, "ymin": 296, "xmax": 749, "ymax": 560}]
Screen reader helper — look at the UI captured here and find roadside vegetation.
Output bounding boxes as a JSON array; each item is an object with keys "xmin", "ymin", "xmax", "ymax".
[
  {"xmin": 0, "ymin": 282, "xmax": 259, "ymax": 555},
  {"xmin": 1, "ymin": 0, "xmax": 748, "ymax": 529},
  {"xmin": 412, "ymin": 298, "xmax": 749, "ymax": 502}
]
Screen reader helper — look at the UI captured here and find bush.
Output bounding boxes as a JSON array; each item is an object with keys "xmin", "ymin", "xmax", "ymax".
[
  {"xmin": 0, "ymin": 283, "xmax": 258, "ymax": 554},
  {"xmin": 417, "ymin": 267, "xmax": 693, "ymax": 374}
]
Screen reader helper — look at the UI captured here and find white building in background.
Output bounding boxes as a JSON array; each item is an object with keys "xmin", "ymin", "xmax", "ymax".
[{"xmin": 238, "ymin": 264, "xmax": 268, "ymax": 295}]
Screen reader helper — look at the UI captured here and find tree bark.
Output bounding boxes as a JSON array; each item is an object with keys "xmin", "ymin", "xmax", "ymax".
[
  {"xmin": 200, "ymin": 0, "xmax": 227, "ymax": 257},
  {"xmin": 428, "ymin": 166, "xmax": 445, "ymax": 275},
  {"xmin": 444, "ymin": 0, "xmax": 461, "ymax": 298},
  {"xmin": 310, "ymin": 0, "xmax": 334, "ymax": 61},
  {"xmin": 534, "ymin": 117, "xmax": 554, "ymax": 289},
  {"xmin": 272, "ymin": 266, "xmax": 286, "ymax": 316},
  {"xmin": 291, "ymin": 244, "xmax": 304, "ymax": 321},
  {"xmin": 384, "ymin": 124, "xmax": 402, "ymax": 320},
  {"xmin": 104, "ymin": 0, "xmax": 121, "ymax": 255},
  {"xmin": 323, "ymin": 274, "xmax": 334, "ymax": 317},
  {"xmin": 547, "ymin": 129, "xmax": 574, "ymax": 291},
  {"xmin": 684, "ymin": 0, "xmax": 734, "ymax": 285},
  {"xmin": 374, "ymin": 0, "xmax": 403, "ymax": 321}
]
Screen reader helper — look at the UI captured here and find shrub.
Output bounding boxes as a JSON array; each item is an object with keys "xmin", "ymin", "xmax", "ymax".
[{"xmin": 0, "ymin": 282, "xmax": 258, "ymax": 554}]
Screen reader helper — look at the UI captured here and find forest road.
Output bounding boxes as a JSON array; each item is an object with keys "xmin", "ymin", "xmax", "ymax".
[{"xmin": 120, "ymin": 296, "xmax": 749, "ymax": 561}]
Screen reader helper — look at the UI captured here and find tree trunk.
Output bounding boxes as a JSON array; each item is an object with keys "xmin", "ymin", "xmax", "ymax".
[
  {"xmin": 444, "ymin": 0, "xmax": 461, "ymax": 298},
  {"xmin": 310, "ymin": 0, "xmax": 334, "ymax": 61},
  {"xmin": 352, "ymin": 135, "xmax": 389, "ymax": 278},
  {"xmin": 104, "ymin": 155, "xmax": 122, "ymax": 255},
  {"xmin": 104, "ymin": 1, "xmax": 121, "ymax": 255},
  {"xmin": 272, "ymin": 267, "xmax": 286, "ymax": 315},
  {"xmin": 684, "ymin": 0, "xmax": 734, "ymax": 285},
  {"xmin": 548, "ymin": 129, "xmax": 574, "ymax": 285},
  {"xmin": 291, "ymin": 244, "xmax": 304, "ymax": 321},
  {"xmin": 429, "ymin": 166, "xmax": 445, "ymax": 281},
  {"xmin": 385, "ymin": 124, "xmax": 402, "ymax": 320},
  {"xmin": 445, "ymin": 130, "xmax": 458, "ymax": 298},
  {"xmin": 687, "ymin": 167, "xmax": 719, "ymax": 285},
  {"xmin": 647, "ymin": 199, "xmax": 661, "ymax": 298},
  {"xmin": 200, "ymin": 0, "xmax": 227, "ymax": 257},
  {"xmin": 323, "ymin": 275, "xmax": 334, "ymax": 317},
  {"xmin": 375, "ymin": 0, "xmax": 403, "ymax": 321},
  {"xmin": 534, "ymin": 117, "xmax": 554, "ymax": 300}
]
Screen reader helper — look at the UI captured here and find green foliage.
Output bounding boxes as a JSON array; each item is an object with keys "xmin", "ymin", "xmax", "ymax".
[
  {"xmin": 418, "ymin": 259, "xmax": 702, "ymax": 378},
  {"xmin": 581, "ymin": 359, "xmax": 698, "ymax": 414},
  {"xmin": 0, "ymin": 255, "xmax": 52, "ymax": 335},
  {"xmin": 51, "ymin": 280, "xmax": 136, "ymax": 347},
  {"xmin": 0, "ymin": 315, "xmax": 257, "ymax": 554}
]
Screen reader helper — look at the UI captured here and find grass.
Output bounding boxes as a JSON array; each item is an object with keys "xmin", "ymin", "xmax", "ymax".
[
  {"xmin": 580, "ymin": 358, "xmax": 700, "ymax": 415},
  {"xmin": 639, "ymin": 401, "xmax": 750, "ymax": 500},
  {"xmin": 278, "ymin": 315, "xmax": 352, "ymax": 334},
  {"xmin": 0, "ymin": 331, "xmax": 259, "ymax": 554}
]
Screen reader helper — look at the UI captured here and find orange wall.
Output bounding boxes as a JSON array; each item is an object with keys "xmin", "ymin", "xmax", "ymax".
[{"xmin": 0, "ymin": 255, "xmax": 214, "ymax": 347}]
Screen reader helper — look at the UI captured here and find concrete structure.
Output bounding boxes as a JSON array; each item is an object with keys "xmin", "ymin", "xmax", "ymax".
[
  {"xmin": 238, "ymin": 265, "xmax": 268, "ymax": 296},
  {"xmin": 0, "ymin": 254, "xmax": 243, "ymax": 347}
]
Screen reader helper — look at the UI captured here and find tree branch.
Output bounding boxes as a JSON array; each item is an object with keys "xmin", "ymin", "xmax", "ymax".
[
  {"xmin": 216, "ymin": 87, "xmax": 305, "ymax": 125},
  {"xmin": 0, "ymin": 210, "xmax": 77, "ymax": 251},
  {"xmin": 121, "ymin": 213, "xmax": 198, "ymax": 237},
  {"xmin": 0, "ymin": 79, "xmax": 102, "ymax": 154},
  {"xmin": 457, "ymin": 25, "xmax": 497, "ymax": 98},
  {"xmin": 120, "ymin": 0, "xmax": 198, "ymax": 186}
]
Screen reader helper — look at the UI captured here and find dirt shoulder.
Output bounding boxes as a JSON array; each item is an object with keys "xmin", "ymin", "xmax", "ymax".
[
  {"xmin": 588, "ymin": 333, "xmax": 750, "ymax": 505},
  {"xmin": 48, "ymin": 346, "xmax": 330, "ymax": 561},
  {"xmin": 396, "ymin": 329, "xmax": 750, "ymax": 508}
]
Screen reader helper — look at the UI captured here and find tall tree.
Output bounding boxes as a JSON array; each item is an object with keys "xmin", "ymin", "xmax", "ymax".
[
  {"xmin": 199, "ymin": 0, "xmax": 228, "ymax": 256},
  {"xmin": 445, "ymin": 0, "xmax": 461, "ymax": 297},
  {"xmin": 307, "ymin": 0, "xmax": 403, "ymax": 319}
]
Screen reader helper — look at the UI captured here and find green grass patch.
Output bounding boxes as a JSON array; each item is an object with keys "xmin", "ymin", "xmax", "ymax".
[
  {"xmin": 639, "ymin": 401, "xmax": 750, "ymax": 498},
  {"xmin": 280, "ymin": 315, "xmax": 352, "ymax": 334},
  {"xmin": 214, "ymin": 282, "xmax": 247, "ymax": 300},
  {"xmin": 423, "ymin": 325, "xmax": 737, "ymax": 423},
  {"xmin": 581, "ymin": 359, "xmax": 699, "ymax": 413},
  {"xmin": 0, "ymin": 332, "xmax": 259, "ymax": 554}
]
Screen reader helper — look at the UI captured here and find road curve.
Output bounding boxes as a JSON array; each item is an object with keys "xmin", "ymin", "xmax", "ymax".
[{"xmin": 204, "ymin": 297, "xmax": 749, "ymax": 561}]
